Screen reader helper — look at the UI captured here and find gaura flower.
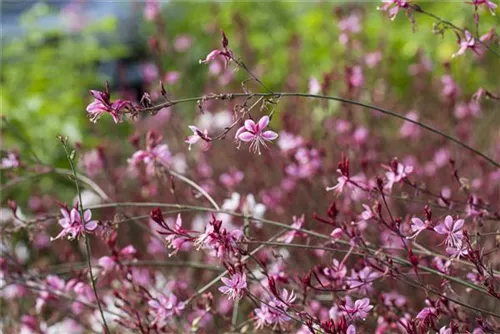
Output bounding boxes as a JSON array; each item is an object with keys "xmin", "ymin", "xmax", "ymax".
[
  {"xmin": 218, "ymin": 272, "xmax": 247, "ymax": 300},
  {"xmin": 51, "ymin": 206, "xmax": 98, "ymax": 241},
  {"xmin": 235, "ymin": 116, "xmax": 279, "ymax": 155},
  {"xmin": 86, "ymin": 84, "xmax": 132, "ymax": 123}
]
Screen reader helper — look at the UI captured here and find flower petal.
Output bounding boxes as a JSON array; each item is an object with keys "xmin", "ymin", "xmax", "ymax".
[
  {"xmin": 238, "ymin": 132, "xmax": 256, "ymax": 142},
  {"xmin": 257, "ymin": 116, "xmax": 270, "ymax": 132},
  {"xmin": 261, "ymin": 130, "xmax": 278, "ymax": 141}
]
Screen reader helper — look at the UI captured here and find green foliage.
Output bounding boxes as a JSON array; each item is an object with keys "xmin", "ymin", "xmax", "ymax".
[{"xmin": 1, "ymin": 2, "xmax": 126, "ymax": 165}]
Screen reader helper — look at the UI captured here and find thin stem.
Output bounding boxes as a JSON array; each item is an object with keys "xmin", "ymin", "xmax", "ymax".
[
  {"xmin": 83, "ymin": 201, "xmax": 492, "ymax": 296},
  {"xmin": 60, "ymin": 140, "xmax": 110, "ymax": 333},
  {"xmin": 168, "ymin": 169, "xmax": 220, "ymax": 210},
  {"xmin": 139, "ymin": 92, "xmax": 499, "ymax": 168}
]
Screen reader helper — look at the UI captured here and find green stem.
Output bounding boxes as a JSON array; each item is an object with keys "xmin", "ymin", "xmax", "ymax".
[{"xmin": 60, "ymin": 139, "xmax": 110, "ymax": 334}]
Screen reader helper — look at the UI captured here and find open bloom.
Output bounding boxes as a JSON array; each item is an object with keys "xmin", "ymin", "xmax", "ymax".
[
  {"xmin": 148, "ymin": 293, "xmax": 185, "ymax": 327},
  {"xmin": 385, "ymin": 162, "xmax": 413, "ymax": 191},
  {"xmin": 86, "ymin": 86, "xmax": 131, "ymax": 123},
  {"xmin": 341, "ymin": 297, "xmax": 373, "ymax": 320},
  {"xmin": 128, "ymin": 132, "xmax": 172, "ymax": 175},
  {"xmin": 452, "ymin": 30, "xmax": 479, "ymax": 58},
  {"xmin": 434, "ymin": 215, "xmax": 465, "ymax": 248},
  {"xmin": 218, "ymin": 272, "xmax": 247, "ymax": 300},
  {"xmin": 185, "ymin": 126, "xmax": 210, "ymax": 150},
  {"xmin": 235, "ymin": 116, "xmax": 278, "ymax": 154},
  {"xmin": 51, "ymin": 207, "xmax": 98, "ymax": 241}
]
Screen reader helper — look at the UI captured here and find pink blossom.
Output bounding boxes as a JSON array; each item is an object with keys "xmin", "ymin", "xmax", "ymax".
[
  {"xmin": 452, "ymin": 30, "xmax": 479, "ymax": 58},
  {"xmin": 164, "ymin": 214, "xmax": 193, "ymax": 256},
  {"xmin": 467, "ymin": 0, "xmax": 498, "ymax": 14},
  {"xmin": 80, "ymin": 149, "xmax": 104, "ymax": 177},
  {"xmin": 278, "ymin": 215, "xmax": 305, "ymax": 244},
  {"xmin": 235, "ymin": 116, "xmax": 279, "ymax": 154},
  {"xmin": 384, "ymin": 162, "xmax": 413, "ymax": 191},
  {"xmin": 309, "ymin": 77, "xmax": 321, "ymax": 94},
  {"xmin": 185, "ymin": 126, "xmax": 211, "ymax": 150},
  {"xmin": 0, "ymin": 152, "xmax": 20, "ymax": 169},
  {"xmin": 128, "ymin": 132, "xmax": 172, "ymax": 175},
  {"xmin": 406, "ymin": 217, "xmax": 429, "ymax": 239},
  {"xmin": 148, "ymin": 293, "xmax": 185, "ymax": 327},
  {"xmin": 86, "ymin": 86, "xmax": 131, "ymax": 123},
  {"xmin": 399, "ymin": 111, "xmax": 421, "ymax": 139},
  {"xmin": 218, "ymin": 272, "xmax": 247, "ymax": 300},
  {"xmin": 365, "ymin": 51, "xmax": 383, "ymax": 68},
  {"xmin": 278, "ymin": 131, "xmax": 304, "ymax": 152},
  {"xmin": 347, "ymin": 324, "xmax": 357, "ymax": 334},
  {"xmin": 341, "ymin": 297, "xmax": 373, "ymax": 320},
  {"xmin": 326, "ymin": 171, "xmax": 349, "ymax": 195},
  {"xmin": 415, "ymin": 305, "xmax": 437, "ymax": 323},
  {"xmin": 441, "ymin": 74, "xmax": 461, "ymax": 99},
  {"xmin": 144, "ymin": 0, "xmax": 160, "ymax": 21},
  {"xmin": 285, "ymin": 147, "xmax": 321, "ymax": 179},
  {"xmin": 346, "ymin": 66, "xmax": 364, "ymax": 88},
  {"xmin": 174, "ymin": 34, "xmax": 193, "ymax": 52},
  {"xmin": 51, "ymin": 207, "xmax": 98, "ymax": 241},
  {"xmin": 378, "ymin": 0, "xmax": 410, "ymax": 20},
  {"xmin": 434, "ymin": 215, "xmax": 465, "ymax": 249},
  {"xmin": 323, "ymin": 259, "xmax": 347, "ymax": 281}
]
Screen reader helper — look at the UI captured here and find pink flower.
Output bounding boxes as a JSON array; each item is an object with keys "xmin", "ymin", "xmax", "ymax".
[
  {"xmin": 0, "ymin": 152, "xmax": 20, "ymax": 169},
  {"xmin": 452, "ymin": 30, "xmax": 479, "ymax": 58},
  {"xmin": 219, "ymin": 169, "xmax": 244, "ymax": 189},
  {"xmin": 235, "ymin": 116, "xmax": 279, "ymax": 154},
  {"xmin": 218, "ymin": 272, "xmax": 247, "ymax": 300},
  {"xmin": 309, "ymin": 77, "xmax": 321, "ymax": 94},
  {"xmin": 347, "ymin": 325, "xmax": 357, "ymax": 334},
  {"xmin": 406, "ymin": 217, "xmax": 429, "ymax": 239},
  {"xmin": 326, "ymin": 172, "xmax": 349, "ymax": 195},
  {"xmin": 174, "ymin": 34, "xmax": 193, "ymax": 52},
  {"xmin": 467, "ymin": 0, "xmax": 498, "ymax": 14},
  {"xmin": 51, "ymin": 207, "xmax": 98, "ymax": 241},
  {"xmin": 384, "ymin": 162, "xmax": 413, "ymax": 191},
  {"xmin": 278, "ymin": 131, "xmax": 304, "ymax": 152},
  {"xmin": 86, "ymin": 86, "xmax": 131, "ymax": 123},
  {"xmin": 200, "ymin": 31, "xmax": 233, "ymax": 69},
  {"xmin": 254, "ymin": 304, "xmax": 273, "ymax": 329},
  {"xmin": 185, "ymin": 126, "xmax": 210, "ymax": 150},
  {"xmin": 278, "ymin": 215, "xmax": 306, "ymax": 244},
  {"xmin": 323, "ymin": 259, "xmax": 347, "ymax": 281},
  {"xmin": 415, "ymin": 305, "xmax": 437, "ymax": 323},
  {"xmin": 342, "ymin": 297, "xmax": 373, "ymax": 320},
  {"xmin": 378, "ymin": 0, "xmax": 410, "ymax": 20},
  {"xmin": 400, "ymin": 111, "xmax": 421, "ymax": 139},
  {"xmin": 128, "ymin": 132, "xmax": 172, "ymax": 175},
  {"xmin": 164, "ymin": 214, "xmax": 192, "ymax": 256},
  {"xmin": 144, "ymin": 0, "xmax": 160, "ymax": 21},
  {"xmin": 148, "ymin": 293, "xmax": 185, "ymax": 327},
  {"xmin": 433, "ymin": 215, "xmax": 465, "ymax": 249}
]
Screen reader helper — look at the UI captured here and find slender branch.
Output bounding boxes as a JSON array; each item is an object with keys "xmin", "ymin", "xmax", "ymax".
[
  {"xmin": 139, "ymin": 92, "xmax": 499, "ymax": 169},
  {"xmin": 60, "ymin": 139, "xmax": 110, "ymax": 333},
  {"xmin": 83, "ymin": 201, "xmax": 492, "ymax": 296}
]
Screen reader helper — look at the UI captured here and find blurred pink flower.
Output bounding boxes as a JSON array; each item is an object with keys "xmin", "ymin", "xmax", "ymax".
[
  {"xmin": 185, "ymin": 126, "xmax": 210, "ymax": 150},
  {"xmin": 144, "ymin": 0, "xmax": 160, "ymax": 21},
  {"xmin": 341, "ymin": 297, "xmax": 373, "ymax": 320},
  {"xmin": 434, "ymin": 215, "xmax": 465, "ymax": 249},
  {"xmin": 378, "ymin": 0, "xmax": 410, "ymax": 20},
  {"xmin": 174, "ymin": 34, "xmax": 193, "ymax": 52},
  {"xmin": 148, "ymin": 293, "xmax": 185, "ymax": 327}
]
